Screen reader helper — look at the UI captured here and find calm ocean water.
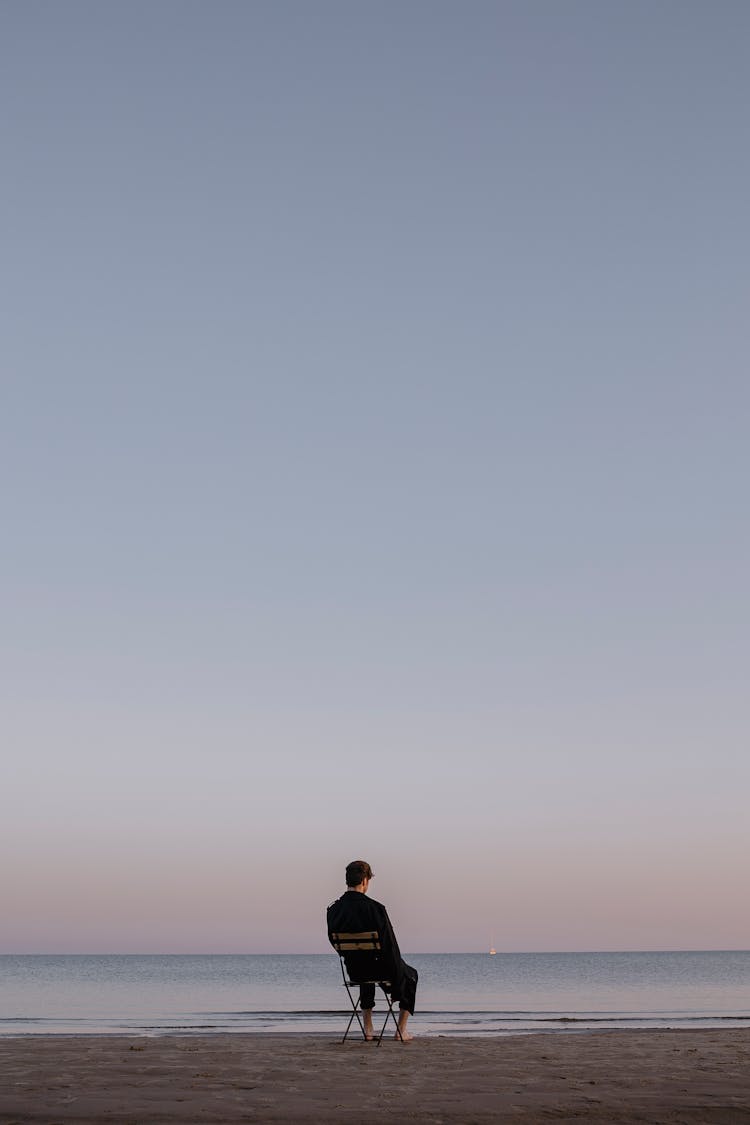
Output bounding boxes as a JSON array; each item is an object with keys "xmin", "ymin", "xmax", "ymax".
[{"xmin": 2, "ymin": 952, "xmax": 749, "ymax": 1037}]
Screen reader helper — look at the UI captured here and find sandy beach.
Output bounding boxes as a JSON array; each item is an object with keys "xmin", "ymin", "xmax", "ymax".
[{"xmin": 1, "ymin": 1030, "xmax": 748, "ymax": 1124}]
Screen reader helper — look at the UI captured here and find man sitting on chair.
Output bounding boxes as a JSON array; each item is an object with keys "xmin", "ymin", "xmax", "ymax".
[{"xmin": 327, "ymin": 859, "xmax": 418, "ymax": 1042}]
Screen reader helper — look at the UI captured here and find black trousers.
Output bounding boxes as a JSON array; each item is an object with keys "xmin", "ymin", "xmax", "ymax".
[{"xmin": 359, "ymin": 961, "xmax": 418, "ymax": 1015}]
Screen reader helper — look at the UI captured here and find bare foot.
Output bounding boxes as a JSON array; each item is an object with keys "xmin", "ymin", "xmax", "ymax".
[{"xmin": 395, "ymin": 1029, "xmax": 414, "ymax": 1042}]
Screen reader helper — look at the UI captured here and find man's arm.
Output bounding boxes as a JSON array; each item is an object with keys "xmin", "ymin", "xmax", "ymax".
[{"xmin": 370, "ymin": 899, "xmax": 403, "ymax": 967}]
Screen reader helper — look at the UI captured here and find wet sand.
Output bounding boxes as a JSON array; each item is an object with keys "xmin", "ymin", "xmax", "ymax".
[{"xmin": 1, "ymin": 1029, "xmax": 748, "ymax": 1123}]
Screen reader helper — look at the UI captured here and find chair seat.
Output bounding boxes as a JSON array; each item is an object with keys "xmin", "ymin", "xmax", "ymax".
[{"xmin": 346, "ymin": 976, "xmax": 392, "ymax": 986}]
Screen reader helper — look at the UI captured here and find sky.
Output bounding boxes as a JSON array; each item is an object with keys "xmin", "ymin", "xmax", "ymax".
[{"xmin": 2, "ymin": 0, "xmax": 748, "ymax": 954}]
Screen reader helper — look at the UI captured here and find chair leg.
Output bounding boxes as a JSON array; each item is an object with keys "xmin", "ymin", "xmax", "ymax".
[
  {"xmin": 342, "ymin": 990, "xmax": 368, "ymax": 1043},
  {"xmin": 340, "ymin": 979, "xmax": 403, "ymax": 1045},
  {"xmin": 375, "ymin": 986, "xmax": 402, "ymax": 1045}
]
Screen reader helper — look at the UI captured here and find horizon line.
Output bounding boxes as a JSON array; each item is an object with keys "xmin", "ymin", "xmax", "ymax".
[{"xmin": 3, "ymin": 948, "xmax": 749, "ymax": 957}]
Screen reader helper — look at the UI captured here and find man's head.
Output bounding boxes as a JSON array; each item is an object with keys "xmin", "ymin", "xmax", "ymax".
[{"xmin": 345, "ymin": 859, "xmax": 373, "ymax": 889}]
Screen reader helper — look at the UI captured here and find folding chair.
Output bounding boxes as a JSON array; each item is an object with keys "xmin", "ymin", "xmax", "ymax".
[{"xmin": 329, "ymin": 931, "xmax": 402, "ymax": 1044}]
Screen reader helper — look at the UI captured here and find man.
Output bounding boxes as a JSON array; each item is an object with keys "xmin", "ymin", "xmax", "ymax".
[{"xmin": 327, "ymin": 859, "xmax": 418, "ymax": 1041}]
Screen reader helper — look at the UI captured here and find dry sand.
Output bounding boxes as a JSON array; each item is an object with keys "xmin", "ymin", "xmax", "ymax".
[{"xmin": 1, "ymin": 1030, "xmax": 748, "ymax": 1124}]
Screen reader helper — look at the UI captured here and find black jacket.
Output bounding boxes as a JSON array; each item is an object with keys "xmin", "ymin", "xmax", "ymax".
[{"xmin": 326, "ymin": 890, "xmax": 404, "ymax": 985}]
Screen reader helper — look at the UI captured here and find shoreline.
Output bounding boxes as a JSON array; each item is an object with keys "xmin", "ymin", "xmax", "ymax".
[
  {"xmin": 3, "ymin": 1020, "xmax": 750, "ymax": 1039},
  {"xmin": 3, "ymin": 1015, "xmax": 750, "ymax": 1039},
  {"xmin": 2, "ymin": 1028, "xmax": 749, "ymax": 1122}
]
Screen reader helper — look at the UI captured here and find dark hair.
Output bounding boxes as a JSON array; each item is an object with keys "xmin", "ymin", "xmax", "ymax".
[{"xmin": 345, "ymin": 859, "xmax": 373, "ymax": 887}]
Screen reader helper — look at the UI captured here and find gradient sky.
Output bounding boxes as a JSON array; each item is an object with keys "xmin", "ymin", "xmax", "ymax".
[{"xmin": 2, "ymin": 1, "xmax": 748, "ymax": 954}]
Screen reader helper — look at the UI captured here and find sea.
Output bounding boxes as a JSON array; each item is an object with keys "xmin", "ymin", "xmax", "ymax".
[{"xmin": 2, "ymin": 952, "xmax": 749, "ymax": 1037}]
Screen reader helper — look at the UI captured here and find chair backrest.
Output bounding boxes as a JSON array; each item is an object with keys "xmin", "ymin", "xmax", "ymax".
[{"xmin": 330, "ymin": 930, "xmax": 381, "ymax": 953}]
